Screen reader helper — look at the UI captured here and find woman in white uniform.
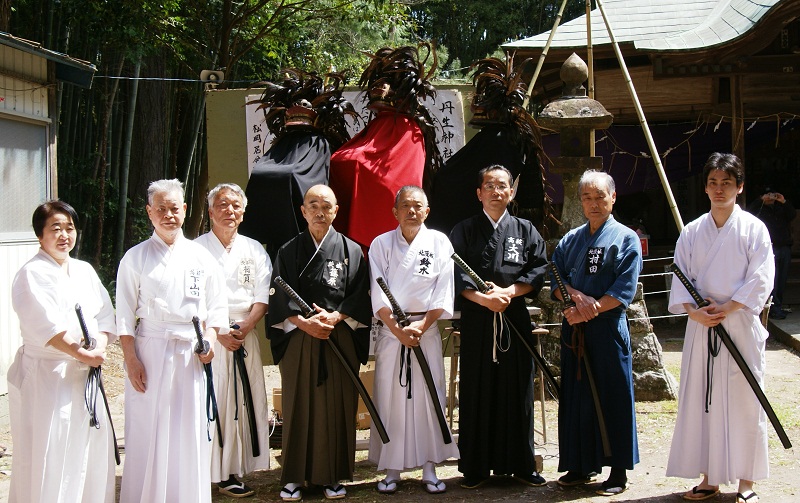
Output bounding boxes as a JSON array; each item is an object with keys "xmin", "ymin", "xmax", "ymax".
[{"xmin": 8, "ymin": 200, "xmax": 117, "ymax": 503}]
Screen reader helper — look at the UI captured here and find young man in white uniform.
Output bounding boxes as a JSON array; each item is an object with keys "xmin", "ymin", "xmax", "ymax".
[{"xmin": 667, "ymin": 153, "xmax": 774, "ymax": 503}]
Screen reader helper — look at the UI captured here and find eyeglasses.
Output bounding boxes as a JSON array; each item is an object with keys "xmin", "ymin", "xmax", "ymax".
[{"xmin": 482, "ymin": 183, "xmax": 510, "ymax": 192}]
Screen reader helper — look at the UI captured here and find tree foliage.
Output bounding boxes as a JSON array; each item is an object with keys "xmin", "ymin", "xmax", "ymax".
[
  {"xmin": 8, "ymin": 0, "xmax": 415, "ymax": 283},
  {"xmin": 7, "ymin": 0, "xmax": 577, "ymax": 283},
  {"xmin": 410, "ymin": 0, "xmax": 586, "ymax": 77}
]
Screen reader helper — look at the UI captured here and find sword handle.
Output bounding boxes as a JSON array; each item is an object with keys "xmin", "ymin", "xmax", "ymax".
[
  {"xmin": 548, "ymin": 263, "xmax": 576, "ymax": 310},
  {"xmin": 74, "ymin": 304, "xmax": 96, "ymax": 350},
  {"xmin": 274, "ymin": 276, "xmax": 316, "ymax": 318},
  {"xmin": 451, "ymin": 253, "xmax": 491, "ymax": 293},
  {"xmin": 192, "ymin": 316, "xmax": 210, "ymax": 355},
  {"xmin": 668, "ymin": 263, "xmax": 710, "ymax": 308},
  {"xmin": 375, "ymin": 277, "xmax": 410, "ymax": 327}
]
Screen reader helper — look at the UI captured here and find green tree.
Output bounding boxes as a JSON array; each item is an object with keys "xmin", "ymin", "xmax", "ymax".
[
  {"xmin": 8, "ymin": 0, "xmax": 417, "ymax": 282},
  {"xmin": 410, "ymin": 0, "xmax": 585, "ymax": 71}
]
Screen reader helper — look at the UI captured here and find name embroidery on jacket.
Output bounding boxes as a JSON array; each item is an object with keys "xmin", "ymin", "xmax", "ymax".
[
  {"xmin": 186, "ymin": 268, "xmax": 205, "ymax": 298},
  {"xmin": 416, "ymin": 249, "xmax": 434, "ymax": 275},
  {"xmin": 324, "ymin": 260, "xmax": 344, "ymax": 288},
  {"xmin": 238, "ymin": 258, "xmax": 255, "ymax": 287},
  {"xmin": 504, "ymin": 236, "xmax": 524, "ymax": 264},
  {"xmin": 586, "ymin": 247, "xmax": 604, "ymax": 275}
]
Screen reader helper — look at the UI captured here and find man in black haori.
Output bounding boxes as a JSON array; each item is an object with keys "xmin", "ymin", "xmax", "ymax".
[
  {"xmin": 268, "ymin": 185, "xmax": 371, "ymax": 501},
  {"xmin": 450, "ymin": 165, "xmax": 548, "ymax": 490}
]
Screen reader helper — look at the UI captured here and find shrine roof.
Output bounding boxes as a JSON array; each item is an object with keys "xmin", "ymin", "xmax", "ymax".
[{"xmin": 503, "ymin": 0, "xmax": 782, "ymax": 52}]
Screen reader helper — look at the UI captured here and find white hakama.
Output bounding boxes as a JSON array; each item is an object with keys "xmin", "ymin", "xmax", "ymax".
[
  {"xmin": 209, "ymin": 324, "xmax": 271, "ymax": 479},
  {"xmin": 667, "ymin": 206, "xmax": 774, "ymax": 486},
  {"xmin": 116, "ymin": 233, "xmax": 228, "ymax": 503},
  {"xmin": 196, "ymin": 231, "xmax": 272, "ymax": 480},
  {"xmin": 9, "ymin": 250, "xmax": 117, "ymax": 503},
  {"xmin": 367, "ymin": 225, "xmax": 459, "ymax": 470}
]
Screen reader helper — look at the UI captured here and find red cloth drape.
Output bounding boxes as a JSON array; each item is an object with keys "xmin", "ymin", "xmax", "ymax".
[{"xmin": 329, "ymin": 112, "xmax": 426, "ymax": 247}]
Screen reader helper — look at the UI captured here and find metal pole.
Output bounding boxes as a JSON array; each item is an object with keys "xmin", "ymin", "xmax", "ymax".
[
  {"xmin": 522, "ymin": 0, "xmax": 570, "ymax": 109},
  {"xmin": 594, "ymin": 0, "xmax": 685, "ymax": 231}
]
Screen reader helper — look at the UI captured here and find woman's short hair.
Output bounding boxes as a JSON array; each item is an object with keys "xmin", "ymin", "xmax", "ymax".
[
  {"xmin": 207, "ymin": 183, "xmax": 248, "ymax": 209},
  {"xmin": 32, "ymin": 200, "xmax": 79, "ymax": 238},
  {"xmin": 702, "ymin": 152, "xmax": 744, "ymax": 186},
  {"xmin": 147, "ymin": 179, "xmax": 185, "ymax": 205},
  {"xmin": 477, "ymin": 164, "xmax": 512, "ymax": 187},
  {"xmin": 578, "ymin": 170, "xmax": 615, "ymax": 195}
]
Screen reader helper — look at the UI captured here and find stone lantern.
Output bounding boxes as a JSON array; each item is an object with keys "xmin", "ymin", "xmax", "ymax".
[
  {"xmin": 538, "ymin": 53, "xmax": 613, "ymax": 234},
  {"xmin": 534, "ymin": 53, "xmax": 677, "ymax": 401}
]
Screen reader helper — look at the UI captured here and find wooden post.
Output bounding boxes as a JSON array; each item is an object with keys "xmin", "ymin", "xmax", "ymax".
[
  {"xmin": 731, "ymin": 75, "xmax": 746, "ymax": 203},
  {"xmin": 595, "ymin": 0, "xmax": 685, "ymax": 231},
  {"xmin": 586, "ymin": 0, "xmax": 595, "ymax": 155}
]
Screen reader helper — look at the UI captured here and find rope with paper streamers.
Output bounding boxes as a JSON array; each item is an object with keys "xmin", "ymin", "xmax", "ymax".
[{"xmin": 588, "ymin": 112, "xmax": 798, "ymax": 186}]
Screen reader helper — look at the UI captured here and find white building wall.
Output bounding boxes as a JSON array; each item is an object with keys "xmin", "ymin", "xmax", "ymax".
[
  {"xmin": 0, "ymin": 45, "xmax": 49, "ymax": 119},
  {"xmin": 0, "ymin": 47, "xmax": 52, "ymax": 393}
]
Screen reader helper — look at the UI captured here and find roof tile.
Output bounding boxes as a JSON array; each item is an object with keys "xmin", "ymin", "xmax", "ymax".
[{"xmin": 503, "ymin": 0, "xmax": 782, "ymax": 52}]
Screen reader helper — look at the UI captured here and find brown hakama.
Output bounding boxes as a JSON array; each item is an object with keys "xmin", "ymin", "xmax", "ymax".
[{"xmin": 278, "ymin": 324, "xmax": 361, "ymax": 486}]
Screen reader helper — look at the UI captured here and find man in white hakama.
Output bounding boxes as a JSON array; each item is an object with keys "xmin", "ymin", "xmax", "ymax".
[
  {"xmin": 9, "ymin": 201, "xmax": 116, "ymax": 503},
  {"xmin": 368, "ymin": 186, "xmax": 459, "ymax": 494},
  {"xmin": 667, "ymin": 153, "xmax": 774, "ymax": 503},
  {"xmin": 196, "ymin": 183, "xmax": 272, "ymax": 498},
  {"xmin": 117, "ymin": 179, "xmax": 228, "ymax": 503}
]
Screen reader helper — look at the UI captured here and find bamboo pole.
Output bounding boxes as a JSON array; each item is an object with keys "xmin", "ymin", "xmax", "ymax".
[
  {"xmin": 114, "ymin": 56, "xmax": 141, "ymax": 264},
  {"xmin": 594, "ymin": 0, "xmax": 685, "ymax": 231},
  {"xmin": 586, "ymin": 0, "xmax": 595, "ymax": 155},
  {"xmin": 522, "ymin": 0, "xmax": 570, "ymax": 109}
]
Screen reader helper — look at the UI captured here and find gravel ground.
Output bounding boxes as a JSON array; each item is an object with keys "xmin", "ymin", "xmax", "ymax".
[{"xmin": 1, "ymin": 320, "xmax": 798, "ymax": 502}]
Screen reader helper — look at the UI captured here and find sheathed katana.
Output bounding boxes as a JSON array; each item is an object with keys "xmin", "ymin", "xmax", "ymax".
[
  {"xmin": 192, "ymin": 316, "xmax": 223, "ymax": 447},
  {"xmin": 230, "ymin": 323, "xmax": 260, "ymax": 457},
  {"xmin": 375, "ymin": 277, "xmax": 452, "ymax": 444},
  {"xmin": 669, "ymin": 263, "xmax": 792, "ymax": 449},
  {"xmin": 548, "ymin": 262, "xmax": 612, "ymax": 458},
  {"xmin": 450, "ymin": 253, "xmax": 561, "ymax": 399},
  {"xmin": 273, "ymin": 276, "xmax": 390, "ymax": 444},
  {"xmin": 75, "ymin": 304, "xmax": 120, "ymax": 465}
]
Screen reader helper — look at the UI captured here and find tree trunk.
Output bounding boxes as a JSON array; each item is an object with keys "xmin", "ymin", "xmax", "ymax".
[
  {"xmin": 127, "ymin": 52, "xmax": 169, "ymax": 247},
  {"xmin": 92, "ymin": 54, "xmax": 124, "ymax": 266},
  {"xmin": 111, "ymin": 99, "xmax": 124, "ymax": 186},
  {"xmin": 0, "ymin": 0, "xmax": 11, "ymax": 35},
  {"xmin": 183, "ymin": 122, "xmax": 208, "ymax": 238},
  {"xmin": 115, "ymin": 56, "xmax": 141, "ymax": 263},
  {"xmin": 180, "ymin": 87, "xmax": 206, "ymax": 232}
]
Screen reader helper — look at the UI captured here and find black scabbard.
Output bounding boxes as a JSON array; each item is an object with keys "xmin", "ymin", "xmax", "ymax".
[
  {"xmin": 502, "ymin": 320, "xmax": 560, "ymax": 399},
  {"xmin": 192, "ymin": 316, "xmax": 223, "ymax": 448},
  {"xmin": 75, "ymin": 303, "xmax": 120, "ymax": 464},
  {"xmin": 232, "ymin": 346, "xmax": 260, "ymax": 457},
  {"xmin": 669, "ymin": 263, "xmax": 792, "ymax": 449},
  {"xmin": 375, "ymin": 277, "xmax": 452, "ymax": 444},
  {"xmin": 549, "ymin": 262, "xmax": 612, "ymax": 457},
  {"xmin": 273, "ymin": 276, "xmax": 390, "ymax": 444},
  {"xmin": 97, "ymin": 372, "xmax": 121, "ymax": 465}
]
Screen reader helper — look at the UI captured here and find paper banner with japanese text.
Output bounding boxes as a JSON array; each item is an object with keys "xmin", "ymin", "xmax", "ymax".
[{"xmin": 244, "ymin": 90, "xmax": 465, "ymax": 175}]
